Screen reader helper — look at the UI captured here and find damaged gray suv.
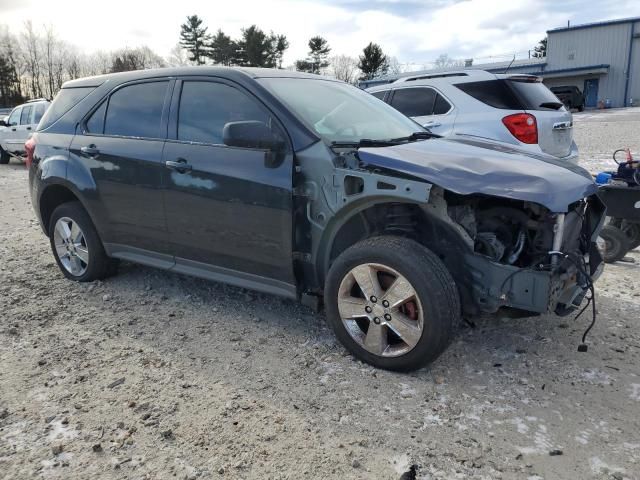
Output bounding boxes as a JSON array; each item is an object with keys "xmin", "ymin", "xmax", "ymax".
[{"xmin": 28, "ymin": 67, "xmax": 605, "ymax": 371}]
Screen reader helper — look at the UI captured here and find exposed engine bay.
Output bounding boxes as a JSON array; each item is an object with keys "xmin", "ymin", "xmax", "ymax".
[
  {"xmin": 449, "ymin": 201, "xmax": 555, "ymax": 268},
  {"xmin": 444, "ymin": 192, "xmax": 605, "ymax": 317}
]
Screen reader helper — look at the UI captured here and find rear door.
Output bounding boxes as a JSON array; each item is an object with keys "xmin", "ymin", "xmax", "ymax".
[
  {"xmin": 389, "ymin": 87, "xmax": 456, "ymax": 135},
  {"xmin": 70, "ymin": 79, "xmax": 173, "ymax": 261},
  {"xmin": 163, "ymin": 78, "xmax": 296, "ymax": 288}
]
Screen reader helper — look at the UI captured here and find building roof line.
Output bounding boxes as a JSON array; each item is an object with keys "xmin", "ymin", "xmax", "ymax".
[{"xmin": 548, "ymin": 16, "xmax": 640, "ymax": 33}]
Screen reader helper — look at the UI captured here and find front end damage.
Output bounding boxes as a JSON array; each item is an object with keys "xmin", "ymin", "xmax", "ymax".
[
  {"xmin": 449, "ymin": 194, "xmax": 606, "ymax": 316},
  {"xmin": 351, "ymin": 138, "xmax": 607, "ymax": 318}
]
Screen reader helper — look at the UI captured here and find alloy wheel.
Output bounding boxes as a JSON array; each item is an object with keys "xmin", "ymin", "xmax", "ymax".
[
  {"xmin": 337, "ymin": 263, "xmax": 424, "ymax": 357},
  {"xmin": 53, "ymin": 216, "xmax": 89, "ymax": 276}
]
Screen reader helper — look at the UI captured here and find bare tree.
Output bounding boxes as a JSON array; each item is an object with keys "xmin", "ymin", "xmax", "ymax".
[
  {"xmin": 166, "ymin": 43, "xmax": 190, "ymax": 67},
  {"xmin": 434, "ymin": 53, "xmax": 464, "ymax": 69},
  {"xmin": 21, "ymin": 21, "xmax": 43, "ymax": 98},
  {"xmin": 110, "ymin": 46, "xmax": 166, "ymax": 73},
  {"xmin": 326, "ymin": 55, "xmax": 360, "ymax": 84}
]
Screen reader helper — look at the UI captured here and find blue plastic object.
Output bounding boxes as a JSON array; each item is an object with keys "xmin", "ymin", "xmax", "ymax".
[{"xmin": 595, "ymin": 172, "xmax": 612, "ymax": 185}]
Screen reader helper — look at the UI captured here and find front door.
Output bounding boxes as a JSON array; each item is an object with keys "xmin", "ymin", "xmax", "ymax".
[
  {"xmin": 163, "ymin": 79, "xmax": 295, "ymax": 289},
  {"xmin": 584, "ymin": 78, "xmax": 599, "ymax": 108},
  {"xmin": 69, "ymin": 80, "xmax": 173, "ymax": 261}
]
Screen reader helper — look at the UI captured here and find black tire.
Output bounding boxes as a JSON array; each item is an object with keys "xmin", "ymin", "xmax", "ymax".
[
  {"xmin": 609, "ymin": 218, "xmax": 640, "ymax": 251},
  {"xmin": 0, "ymin": 147, "xmax": 9, "ymax": 164},
  {"xmin": 324, "ymin": 236, "xmax": 461, "ymax": 371},
  {"xmin": 49, "ymin": 201, "xmax": 118, "ymax": 281},
  {"xmin": 599, "ymin": 225, "xmax": 630, "ymax": 263},
  {"xmin": 578, "ymin": 104, "xmax": 584, "ymax": 112}
]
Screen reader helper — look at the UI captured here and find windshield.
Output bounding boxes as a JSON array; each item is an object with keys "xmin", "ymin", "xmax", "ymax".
[{"xmin": 258, "ymin": 77, "xmax": 423, "ymax": 144}]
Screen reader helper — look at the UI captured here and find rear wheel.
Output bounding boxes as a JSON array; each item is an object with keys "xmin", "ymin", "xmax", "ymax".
[
  {"xmin": 0, "ymin": 147, "xmax": 9, "ymax": 164},
  {"xmin": 324, "ymin": 236, "xmax": 460, "ymax": 371},
  {"xmin": 598, "ymin": 225, "xmax": 630, "ymax": 263},
  {"xmin": 49, "ymin": 202, "xmax": 118, "ymax": 281},
  {"xmin": 609, "ymin": 218, "xmax": 640, "ymax": 251}
]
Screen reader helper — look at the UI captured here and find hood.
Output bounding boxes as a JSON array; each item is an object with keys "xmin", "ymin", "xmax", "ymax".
[{"xmin": 357, "ymin": 137, "xmax": 597, "ymax": 212}]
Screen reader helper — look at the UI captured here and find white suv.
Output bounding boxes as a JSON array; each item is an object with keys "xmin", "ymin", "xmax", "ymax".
[
  {"xmin": 367, "ymin": 70, "xmax": 579, "ymax": 163},
  {"xmin": 0, "ymin": 99, "xmax": 50, "ymax": 164}
]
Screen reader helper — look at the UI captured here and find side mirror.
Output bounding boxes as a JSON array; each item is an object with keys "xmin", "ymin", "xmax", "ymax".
[
  {"xmin": 223, "ymin": 121, "xmax": 282, "ymax": 151},
  {"xmin": 0, "ymin": 119, "xmax": 7, "ymax": 127}
]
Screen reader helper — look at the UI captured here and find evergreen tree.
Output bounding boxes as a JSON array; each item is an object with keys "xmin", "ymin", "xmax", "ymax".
[
  {"xmin": 210, "ymin": 29, "xmax": 237, "ymax": 66},
  {"xmin": 235, "ymin": 25, "xmax": 273, "ymax": 67},
  {"xmin": 272, "ymin": 34, "xmax": 289, "ymax": 69},
  {"xmin": 358, "ymin": 42, "xmax": 389, "ymax": 80},
  {"xmin": 180, "ymin": 15, "xmax": 211, "ymax": 65},
  {"xmin": 296, "ymin": 36, "xmax": 330, "ymax": 74},
  {"xmin": 532, "ymin": 37, "xmax": 547, "ymax": 58}
]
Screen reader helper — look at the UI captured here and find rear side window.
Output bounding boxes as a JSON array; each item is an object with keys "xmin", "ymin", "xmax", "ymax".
[
  {"xmin": 85, "ymin": 101, "xmax": 107, "ymax": 134},
  {"xmin": 33, "ymin": 103, "xmax": 46, "ymax": 124},
  {"xmin": 38, "ymin": 87, "xmax": 94, "ymax": 131},
  {"xmin": 370, "ymin": 90, "xmax": 387, "ymax": 100},
  {"xmin": 178, "ymin": 81, "xmax": 270, "ymax": 145},
  {"xmin": 433, "ymin": 94, "xmax": 452, "ymax": 114},
  {"xmin": 508, "ymin": 80, "xmax": 564, "ymax": 110},
  {"xmin": 20, "ymin": 105, "xmax": 33, "ymax": 125},
  {"xmin": 104, "ymin": 82, "xmax": 168, "ymax": 139},
  {"xmin": 455, "ymin": 80, "xmax": 521, "ymax": 109},
  {"xmin": 456, "ymin": 79, "xmax": 563, "ymax": 111},
  {"xmin": 390, "ymin": 88, "xmax": 436, "ymax": 117}
]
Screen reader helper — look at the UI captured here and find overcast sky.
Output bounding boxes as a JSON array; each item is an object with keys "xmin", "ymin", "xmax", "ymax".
[{"xmin": 1, "ymin": 0, "xmax": 639, "ymax": 67}]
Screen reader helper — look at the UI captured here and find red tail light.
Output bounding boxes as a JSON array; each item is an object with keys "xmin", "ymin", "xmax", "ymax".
[
  {"xmin": 502, "ymin": 113, "xmax": 538, "ymax": 144},
  {"xmin": 25, "ymin": 137, "xmax": 36, "ymax": 169}
]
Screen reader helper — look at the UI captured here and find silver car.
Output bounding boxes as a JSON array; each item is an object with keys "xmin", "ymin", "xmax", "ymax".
[
  {"xmin": 0, "ymin": 99, "xmax": 50, "ymax": 164},
  {"xmin": 367, "ymin": 70, "xmax": 578, "ymax": 162}
]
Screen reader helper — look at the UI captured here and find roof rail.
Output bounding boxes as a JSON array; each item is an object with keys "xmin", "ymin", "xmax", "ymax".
[
  {"xmin": 394, "ymin": 69, "xmax": 494, "ymax": 83},
  {"xmin": 25, "ymin": 98, "xmax": 49, "ymax": 103}
]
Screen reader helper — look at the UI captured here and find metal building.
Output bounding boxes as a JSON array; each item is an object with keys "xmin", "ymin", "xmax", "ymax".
[{"xmin": 360, "ymin": 16, "xmax": 640, "ymax": 108}]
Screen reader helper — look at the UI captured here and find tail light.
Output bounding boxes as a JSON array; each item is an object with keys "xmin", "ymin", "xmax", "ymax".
[
  {"xmin": 25, "ymin": 137, "xmax": 35, "ymax": 169},
  {"xmin": 502, "ymin": 113, "xmax": 538, "ymax": 144}
]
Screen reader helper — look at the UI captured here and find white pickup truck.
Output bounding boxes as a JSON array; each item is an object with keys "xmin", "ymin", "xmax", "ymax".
[{"xmin": 0, "ymin": 99, "xmax": 49, "ymax": 164}]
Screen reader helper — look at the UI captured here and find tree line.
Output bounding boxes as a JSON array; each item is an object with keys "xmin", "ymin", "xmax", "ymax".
[
  {"xmin": 0, "ymin": 15, "xmax": 398, "ymax": 107},
  {"xmin": 0, "ymin": 22, "xmax": 166, "ymax": 107},
  {"xmin": 178, "ymin": 15, "xmax": 392, "ymax": 83}
]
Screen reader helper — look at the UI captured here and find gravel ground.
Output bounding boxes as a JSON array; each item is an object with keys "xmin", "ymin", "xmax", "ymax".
[
  {"xmin": 1, "ymin": 111, "xmax": 640, "ymax": 479},
  {"xmin": 574, "ymin": 107, "xmax": 640, "ymax": 173}
]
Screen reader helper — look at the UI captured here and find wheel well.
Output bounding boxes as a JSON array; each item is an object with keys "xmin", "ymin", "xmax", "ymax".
[
  {"xmin": 323, "ymin": 201, "xmax": 475, "ymax": 314},
  {"xmin": 40, "ymin": 185, "xmax": 80, "ymax": 235},
  {"xmin": 327, "ymin": 202, "xmax": 470, "ymax": 274}
]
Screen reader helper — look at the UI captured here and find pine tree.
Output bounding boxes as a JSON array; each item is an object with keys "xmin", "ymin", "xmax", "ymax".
[
  {"xmin": 272, "ymin": 34, "xmax": 289, "ymax": 69},
  {"xmin": 236, "ymin": 25, "xmax": 272, "ymax": 67},
  {"xmin": 532, "ymin": 37, "xmax": 547, "ymax": 58},
  {"xmin": 296, "ymin": 36, "xmax": 330, "ymax": 74},
  {"xmin": 210, "ymin": 29, "xmax": 237, "ymax": 66},
  {"xmin": 179, "ymin": 15, "xmax": 211, "ymax": 65},
  {"xmin": 358, "ymin": 42, "xmax": 389, "ymax": 80}
]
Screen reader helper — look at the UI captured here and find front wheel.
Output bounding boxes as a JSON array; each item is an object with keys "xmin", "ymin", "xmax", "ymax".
[
  {"xmin": 324, "ymin": 236, "xmax": 461, "ymax": 371},
  {"xmin": 49, "ymin": 202, "xmax": 118, "ymax": 281}
]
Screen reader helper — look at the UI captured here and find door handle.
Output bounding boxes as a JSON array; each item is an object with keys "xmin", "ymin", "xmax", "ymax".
[
  {"xmin": 26, "ymin": 126, "xmax": 32, "ymax": 130},
  {"xmin": 165, "ymin": 158, "xmax": 192, "ymax": 173},
  {"xmin": 423, "ymin": 121, "xmax": 441, "ymax": 128},
  {"xmin": 11, "ymin": 128, "xmax": 16, "ymax": 131},
  {"xmin": 80, "ymin": 145, "xmax": 100, "ymax": 157}
]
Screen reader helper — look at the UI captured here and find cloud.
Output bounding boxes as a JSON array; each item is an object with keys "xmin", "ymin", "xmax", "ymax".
[{"xmin": 1, "ymin": 0, "xmax": 639, "ymax": 68}]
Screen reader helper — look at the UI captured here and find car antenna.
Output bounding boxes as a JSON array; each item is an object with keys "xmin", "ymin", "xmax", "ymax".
[{"xmin": 503, "ymin": 55, "xmax": 516, "ymax": 74}]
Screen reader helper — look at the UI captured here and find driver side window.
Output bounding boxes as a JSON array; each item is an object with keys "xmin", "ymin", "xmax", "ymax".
[{"xmin": 177, "ymin": 81, "xmax": 279, "ymax": 146}]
